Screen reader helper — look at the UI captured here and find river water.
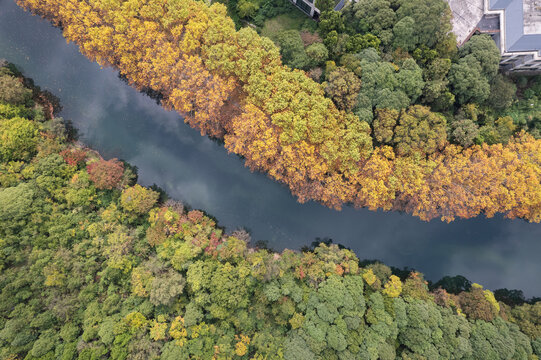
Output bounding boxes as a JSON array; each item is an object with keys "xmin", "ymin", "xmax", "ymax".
[{"xmin": 1, "ymin": 0, "xmax": 540, "ymax": 296}]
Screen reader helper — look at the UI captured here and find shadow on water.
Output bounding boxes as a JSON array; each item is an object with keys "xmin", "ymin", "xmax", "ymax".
[{"xmin": 1, "ymin": 0, "xmax": 540, "ymax": 296}]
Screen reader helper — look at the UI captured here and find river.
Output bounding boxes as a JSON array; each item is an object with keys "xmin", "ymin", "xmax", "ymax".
[{"xmin": 1, "ymin": 0, "xmax": 540, "ymax": 296}]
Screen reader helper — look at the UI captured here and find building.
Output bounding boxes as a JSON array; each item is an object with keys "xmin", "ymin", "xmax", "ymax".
[
  {"xmin": 288, "ymin": 0, "xmax": 320, "ymax": 19},
  {"xmin": 287, "ymin": 0, "xmax": 356, "ymax": 19},
  {"xmin": 447, "ymin": 0, "xmax": 541, "ymax": 72}
]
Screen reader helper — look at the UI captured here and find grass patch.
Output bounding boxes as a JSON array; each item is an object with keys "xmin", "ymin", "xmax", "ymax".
[{"xmin": 260, "ymin": 13, "xmax": 316, "ymax": 41}]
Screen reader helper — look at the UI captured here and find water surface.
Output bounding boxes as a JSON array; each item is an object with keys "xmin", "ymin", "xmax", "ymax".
[{"xmin": 1, "ymin": 0, "xmax": 540, "ymax": 296}]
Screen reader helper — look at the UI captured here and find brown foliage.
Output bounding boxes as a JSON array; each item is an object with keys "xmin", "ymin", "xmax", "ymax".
[
  {"xmin": 86, "ymin": 158, "xmax": 124, "ymax": 190},
  {"xmin": 60, "ymin": 148, "xmax": 87, "ymax": 167},
  {"xmin": 458, "ymin": 287, "xmax": 498, "ymax": 321},
  {"xmin": 300, "ymin": 31, "xmax": 322, "ymax": 47}
]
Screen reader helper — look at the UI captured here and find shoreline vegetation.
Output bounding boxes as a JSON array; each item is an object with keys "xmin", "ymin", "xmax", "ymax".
[
  {"xmin": 15, "ymin": 0, "xmax": 541, "ymax": 223},
  {"xmin": 1, "ymin": 64, "xmax": 540, "ymax": 359}
]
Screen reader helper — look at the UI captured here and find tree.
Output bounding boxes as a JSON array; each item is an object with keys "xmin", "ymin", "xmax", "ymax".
[
  {"xmin": 0, "ymin": 182, "xmax": 34, "ymax": 223},
  {"xmin": 86, "ymin": 158, "xmax": 124, "ymax": 190},
  {"xmin": 305, "ymin": 43, "xmax": 329, "ymax": 66},
  {"xmin": 318, "ymin": 11, "xmax": 345, "ymax": 37},
  {"xmin": 345, "ymin": 33, "xmax": 381, "ymax": 53},
  {"xmin": 478, "ymin": 116, "xmax": 517, "ymax": 144},
  {"xmin": 237, "ymin": 0, "xmax": 259, "ymax": 18},
  {"xmin": 494, "ymin": 289, "xmax": 526, "ymax": 306},
  {"xmin": 392, "ymin": 16, "xmax": 417, "ymax": 51},
  {"xmin": 0, "ymin": 116, "xmax": 39, "ymax": 162},
  {"xmin": 449, "ymin": 55, "xmax": 491, "ymax": 105},
  {"xmin": 373, "ymin": 108, "xmax": 398, "ymax": 144},
  {"xmin": 382, "ymin": 275, "xmax": 402, "ymax": 297},
  {"xmin": 452, "ymin": 118, "xmax": 479, "ymax": 147},
  {"xmin": 488, "ymin": 74, "xmax": 516, "ymax": 110},
  {"xmin": 396, "ymin": 58, "xmax": 424, "ymax": 103},
  {"xmin": 316, "ymin": 0, "xmax": 335, "ymax": 12},
  {"xmin": 323, "ymin": 31, "xmax": 349, "ymax": 59},
  {"xmin": 324, "ymin": 67, "xmax": 362, "ymax": 111},
  {"xmin": 60, "ymin": 148, "xmax": 87, "ymax": 167},
  {"xmin": 459, "ymin": 34, "xmax": 501, "ymax": 80},
  {"xmin": 432, "ymin": 275, "xmax": 472, "ymax": 294},
  {"xmin": 458, "ymin": 286, "xmax": 498, "ymax": 321},
  {"xmin": 276, "ymin": 30, "xmax": 311, "ymax": 69},
  {"xmin": 395, "ymin": 0, "xmax": 453, "ymax": 49},
  {"xmin": 422, "ymin": 58, "xmax": 453, "ymax": 108},
  {"xmin": 149, "ymin": 270, "xmax": 185, "ymax": 306},
  {"xmin": 0, "ymin": 74, "xmax": 32, "ymax": 105},
  {"xmin": 284, "ymin": 333, "xmax": 316, "ymax": 360},
  {"xmin": 392, "ymin": 105, "xmax": 447, "ymax": 156},
  {"xmin": 339, "ymin": 54, "xmax": 362, "ymax": 77},
  {"xmin": 343, "ymin": 0, "xmax": 396, "ymax": 40},
  {"xmin": 120, "ymin": 184, "xmax": 159, "ymax": 214}
]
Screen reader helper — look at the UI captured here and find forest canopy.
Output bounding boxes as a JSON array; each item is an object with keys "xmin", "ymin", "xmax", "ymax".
[
  {"xmin": 0, "ymin": 66, "xmax": 540, "ymax": 359},
  {"xmin": 15, "ymin": 0, "xmax": 541, "ymax": 223}
]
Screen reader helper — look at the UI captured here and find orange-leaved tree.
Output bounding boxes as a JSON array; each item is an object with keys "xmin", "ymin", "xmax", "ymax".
[{"xmin": 17, "ymin": 0, "xmax": 541, "ymax": 222}]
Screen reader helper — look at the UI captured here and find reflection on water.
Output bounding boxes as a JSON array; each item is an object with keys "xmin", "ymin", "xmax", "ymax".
[{"xmin": 1, "ymin": 0, "xmax": 540, "ymax": 296}]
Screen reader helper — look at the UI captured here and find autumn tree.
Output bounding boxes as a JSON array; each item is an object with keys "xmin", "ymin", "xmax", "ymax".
[
  {"xmin": 86, "ymin": 158, "xmax": 124, "ymax": 190},
  {"xmin": 373, "ymin": 105, "xmax": 447, "ymax": 156},
  {"xmin": 15, "ymin": 0, "xmax": 541, "ymax": 223},
  {"xmin": 324, "ymin": 67, "xmax": 362, "ymax": 111}
]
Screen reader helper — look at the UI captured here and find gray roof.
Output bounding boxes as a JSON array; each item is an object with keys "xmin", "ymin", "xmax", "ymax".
[
  {"xmin": 489, "ymin": 0, "xmax": 541, "ymax": 54},
  {"xmin": 334, "ymin": 0, "xmax": 348, "ymax": 11}
]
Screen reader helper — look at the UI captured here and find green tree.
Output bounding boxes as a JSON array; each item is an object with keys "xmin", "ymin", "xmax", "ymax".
[
  {"xmin": 396, "ymin": 58, "xmax": 424, "ymax": 103},
  {"xmin": 339, "ymin": 54, "xmax": 362, "ymax": 77},
  {"xmin": 392, "ymin": 16, "xmax": 417, "ymax": 51},
  {"xmin": 318, "ymin": 11, "xmax": 345, "ymax": 37},
  {"xmin": 120, "ymin": 184, "xmax": 159, "ymax": 214},
  {"xmin": 149, "ymin": 270, "xmax": 185, "ymax": 306},
  {"xmin": 488, "ymin": 74, "xmax": 516, "ymax": 110},
  {"xmin": 449, "ymin": 55, "xmax": 491, "ymax": 105},
  {"xmin": 422, "ymin": 58, "xmax": 452, "ymax": 108},
  {"xmin": 237, "ymin": 0, "xmax": 259, "ymax": 18},
  {"xmin": 276, "ymin": 30, "xmax": 311, "ymax": 69},
  {"xmin": 459, "ymin": 34, "xmax": 501, "ymax": 80},
  {"xmin": 343, "ymin": 0, "xmax": 396, "ymax": 40},
  {"xmin": 395, "ymin": 0, "xmax": 453, "ymax": 49},
  {"xmin": 305, "ymin": 43, "xmax": 329, "ymax": 66},
  {"xmin": 432, "ymin": 275, "xmax": 472, "ymax": 294},
  {"xmin": 316, "ymin": 0, "xmax": 335, "ymax": 12},
  {"xmin": 345, "ymin": 33, "xmax": 381, "ymax": 53},
  {"xmin": 0, "ymin": 182, "xmax": 34, "ymax": 224},
  {"xmin": 0, "ymin": 116, "xmax": 39, "ymax": 162},
  {"xmin": 0, "ymin": 74, "xmax": 32, "ymax": 105}
]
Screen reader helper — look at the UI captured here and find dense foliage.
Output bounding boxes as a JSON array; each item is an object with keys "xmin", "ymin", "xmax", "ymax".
[
  {"xmin": 16, "ymin": 0, "xmax": 541, "ymax": 223},
  {"xmin": 1, "ymin": 68, "xmax": 541, "ymax": 359},
  {"xmin": 1, "ymin": 68, "xmax": 541, "ymax": 358}
]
